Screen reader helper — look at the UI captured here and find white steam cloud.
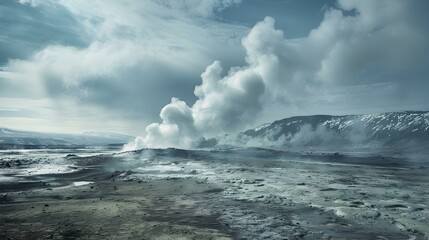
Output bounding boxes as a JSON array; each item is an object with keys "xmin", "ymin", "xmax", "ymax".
[
  {"xmin": 126, "ymin": 60, "xmax": 265, "ymax": 149},
  {"xmin": 126, "ymin": 0, "xmax": 429, "ymax": 150},
  {"xmin": 125, "ymin": 17, "xmax": 281, "ymax": 150}
]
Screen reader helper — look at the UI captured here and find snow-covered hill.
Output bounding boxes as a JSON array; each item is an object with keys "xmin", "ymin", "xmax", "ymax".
[
  {"xmin": 0, "ymin": 127, "xmax": 134, "ymax": 148},
  {"xmin": 240, "ymin": 111, "xmax": 429, "ymax": 149}
]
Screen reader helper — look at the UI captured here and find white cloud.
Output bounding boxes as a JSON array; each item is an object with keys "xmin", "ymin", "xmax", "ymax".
[
  {"xmin": 155, "ymin": 0, "xmax": 241, "ymax": 17},
  {"xmin": 4, "ymin": 0, "xmax": 246, "ymax": 134},
  {"xmin": 17, "ymin": 0, "xmax": 41, "ymax": 7},
  {"xmin": 193, "ymin": 61, "xmax": 264, "ymax": 135},
  {"xmin": 4, "ymin": 0, "xmax": 429, "ymax": 141},
  {"xmin": 129, "ymin": 0, "xmax": 429, "ymax": 149},
  {"xmin": 125, "ymin": 59, "xmax": 265, "ymax": 149}
]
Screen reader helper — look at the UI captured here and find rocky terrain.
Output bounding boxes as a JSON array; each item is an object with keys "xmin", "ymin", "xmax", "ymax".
[{"xmin": 1, "ymin": 147, "xmax": 428, "ymax": 239}]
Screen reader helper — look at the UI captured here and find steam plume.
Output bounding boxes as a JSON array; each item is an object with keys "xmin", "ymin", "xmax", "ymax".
[{"xmin": 126, "ymin": 0, "xmax": 429, "ymax": 150}]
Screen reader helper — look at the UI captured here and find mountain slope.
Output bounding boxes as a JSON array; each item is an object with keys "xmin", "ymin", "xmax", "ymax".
[
  {"xmin": 241, "ymin": 111, "xmax": 429, "ymax": 149},
  {"xmin": 0, "ymin": 127, "xmax": 134, "ymax": 148}
]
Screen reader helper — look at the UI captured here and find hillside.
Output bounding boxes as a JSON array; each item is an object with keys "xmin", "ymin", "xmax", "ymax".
[
  {"xmin": 0, "ymin": 127, "xmax": 134, "ymax": 149},
  {"xmin": 240, "ymin": 111, "xmax": 429, "ymax": 149}
]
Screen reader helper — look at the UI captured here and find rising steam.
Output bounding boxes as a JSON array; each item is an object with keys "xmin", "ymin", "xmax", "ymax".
[
  {"xmin": 124, "ymin": 17, "xmax": 277, "ymax": 150},
  {"xmin": 125, "ymin": 0, "xmax": 429, "ymax": 150}
]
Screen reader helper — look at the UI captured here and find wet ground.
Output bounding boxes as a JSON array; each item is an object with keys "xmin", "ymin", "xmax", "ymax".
[{"xmin": 0, "ymin": 148, "xmax": 428, "ymax": 239}]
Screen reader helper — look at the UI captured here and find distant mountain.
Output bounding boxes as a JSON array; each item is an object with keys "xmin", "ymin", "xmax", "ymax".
[
  {"xmin": 0, "ymin": 127, "xmax": 134, "ymax": 148},
  {"xmin": 82, "ymin": 132, "xmax": 133, "ymax": 139},
  {"xmin": 240, "ymin": 111, "xmax": 429, "ymax": 149}
]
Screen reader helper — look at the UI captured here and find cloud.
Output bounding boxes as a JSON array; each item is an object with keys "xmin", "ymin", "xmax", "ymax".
[
  {"xmin": 314, "ymin": 1, "xmax": 429, "ymax": 83},
  {"xmin": 1, "ymin": 0, "xmax": 428, "ymax": 140},
  {"xmin": 124, "ymin": 60, "xmax": 265, "ymax": 149},
  {"xmin": 1, "ymin": 0, "xmax": 247, "ymax": 133},
  {"xmin": 128, "ymin": 0, "xmax": 429, "ymax": 149},
  {"xmin": 193, "ymin": 61, "xmax": 264, "ymax": 135},
  {"xmin": 0, "ymin": 0, "xmax": 89, "ymax": 65},
  {"xmin": 247, "ymin": 0, "xmax": 429, "ymax": 103},
  {"xmin": 17, "ymin": 0, "xmax": 40, "ymax": 7},
  {"xmin": 156, "ymin": 0, "xmax": 241, "ymax": 17},
  {"xmin": 250, "ymin": 0, "xmax": 429, "ymax": 118},
  {"xmin": 127, "ymin": 17, "xmax": 288, "ymax": 149}
]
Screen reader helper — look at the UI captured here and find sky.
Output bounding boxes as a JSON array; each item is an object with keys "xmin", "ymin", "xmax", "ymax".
[{"xmin": 0, "ymin": 0, "xmax": 428, "ymax": 143}]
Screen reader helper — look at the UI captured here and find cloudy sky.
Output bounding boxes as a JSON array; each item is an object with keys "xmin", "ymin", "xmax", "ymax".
[{"xmin": 0, "ymin": 0, "xmax": 428, "ymax": 142}]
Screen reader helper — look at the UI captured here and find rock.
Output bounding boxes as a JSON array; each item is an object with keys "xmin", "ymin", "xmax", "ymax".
[
  {"xmin": 351, "ymin": 200, "xmax": 364, "ymax": 205},
  {"xmin": 384, "ymin": 204, "xmax": 408, "ymax": 209},
  {"xmin": 392, "ymin": 220, "xmax": 407, "ymax": 231},
  {"xmin": 243, "ymin": 179, "xmax": 255, "ymax": 184}
]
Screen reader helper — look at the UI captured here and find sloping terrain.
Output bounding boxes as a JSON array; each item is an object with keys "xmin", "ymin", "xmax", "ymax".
[
  {"xmin": 241, "ymin": 111, "xmax": 429, "ymax": 149},
  {"xmin": 0, "ymin": 127, "xmax": 133, "ymax": 148}
]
